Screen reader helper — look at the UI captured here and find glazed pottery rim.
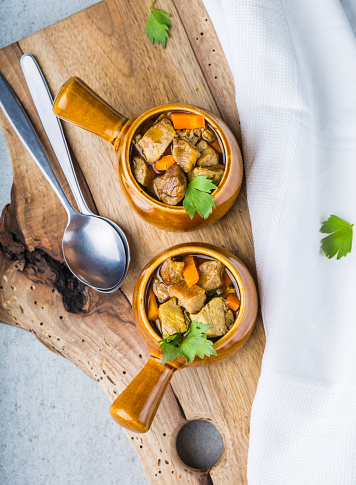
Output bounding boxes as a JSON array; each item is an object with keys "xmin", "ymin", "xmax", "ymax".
[
  {"xmin": 120, "ymin": 104, "xmax": 233, "ymax": 214},
  {"xmin": 137, "ymin": 244, "xmax": 248, "ymax": 351}
]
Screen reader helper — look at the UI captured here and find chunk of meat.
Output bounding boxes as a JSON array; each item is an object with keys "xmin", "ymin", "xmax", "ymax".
[
  {"xmin": 197, "ymin": 147, "xmax": 219, "ymax": 167},
  {"xmin": 160, "ymin": 257, "xmax": 184, "ymax": 285},
  {"xmin": 158, "ymin": 297, "xmax": 188, "ymax": 338},
  {"xmin": 153, "ymin": 278, "xmax": 171, "ymax": 303},
  {"xmin": 198, "ymin": 260, "xmax": 225, "ymax": 291},
  {"xmin": 177, "ymin": 128, "xmax": 202, "ymax": 146},
  {"xmin": 132, "ymin": 156, "xmax": 155, "ymax": 187},
  {"xmin": 225, "ymin": 309, "xmax": 235, "ymax": 330},
  {"xmin": 154, "ymin": 164, "xmax": 187, "ymax": 205},
  {"xmin": 193, "ymin": 297, "xmax": 228, "ymax": 338},
  {"xmin": 169, "ymin": 281, "xmax": 206, "ymax": 314},
  {"xmin": 138, "ymin": 117, "xmax": 177, "ymax": 163},
  {"xmin": 172, "ymin": 138, "xmax": 200, "ymax": 173},
  {"xmin": 202, "ymin": 128, "xmax": 216, "ymax": 142},
  {"xmin": 187, "ymin": 165, "xmax": 225, "ymax": 185},
  {"xmin": 196, "ymin": 140, "xmax": 209, "ymax": 152}
]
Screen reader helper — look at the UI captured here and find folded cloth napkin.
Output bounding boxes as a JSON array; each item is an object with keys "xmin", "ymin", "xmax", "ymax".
[{"xmin": 203, "ymin": 0, "xmax": 356, "ymax": 482}]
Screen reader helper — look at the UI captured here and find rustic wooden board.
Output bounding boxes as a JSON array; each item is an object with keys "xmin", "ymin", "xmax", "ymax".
[{"xmin": 0, "ymin": 1, "xmax": 265, "ymax": 483}]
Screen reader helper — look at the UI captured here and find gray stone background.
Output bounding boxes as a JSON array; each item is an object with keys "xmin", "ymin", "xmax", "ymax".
[{"xmin": 0, "ymin": 1, "xmax": 224, "ymax": 484}]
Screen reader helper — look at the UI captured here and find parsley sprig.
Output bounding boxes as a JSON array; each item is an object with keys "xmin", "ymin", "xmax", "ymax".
[
  {"xmin": 146, "ymin": 0, "xmax": 171, "ymax": 48},
  {"xmin": 183, "ymin": 176, "xmax": 216, "ymax": 219},
  {"xmin": 320, "ymin": 215, "xmax": 353, "ymax": 260},
  {"xmin": 159, "ymin": 321, "xmax": 217, "ymax": 365}
]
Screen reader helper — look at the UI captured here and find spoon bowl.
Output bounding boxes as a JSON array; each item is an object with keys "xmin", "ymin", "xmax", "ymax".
[
  {"xmin": 63, "ymin": 212, "xmax": 127, "ymax": 290},
  {"xmin": 91, "ymin": 218, "xmax": 130, "ymax": 292}
]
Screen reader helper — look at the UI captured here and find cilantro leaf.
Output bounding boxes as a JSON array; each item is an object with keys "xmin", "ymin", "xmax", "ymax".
[
  {"xmin": 320, "ymin": 215, "xmax": 353, "ymax": 260},
  {"xmin": 159, "ymin": 334, "xmax": 183, "ymax": 365},
  {"xmin": 146, "ymin": 0, "xmax": 171, "ymax": 48},
  {"xmin": 158, "ymin": 321, "xmax": 217, "ymax": 365},
  {"xmin": 180, "ymin": 321, "xmax": 217, "ymax": 362},
  {"xmin": 183, "ymin": 188, "xmax": 215, "ymax": 219},
  {"xmin": 183, "ymin": 176, "xmax": 216, "ymax": 219},
  {"xmin": 188, "ymin": 176, "xmax": 217, "ymax": 192}
]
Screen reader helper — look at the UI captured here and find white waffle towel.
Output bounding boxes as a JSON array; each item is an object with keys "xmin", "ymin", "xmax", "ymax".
[{"xmin": 203, "ymin": 0, "xmax": 356, "ymax": 482}]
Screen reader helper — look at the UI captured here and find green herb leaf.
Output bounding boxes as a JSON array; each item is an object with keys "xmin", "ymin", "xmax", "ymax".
[
  {"xmin": 320, "ymin": 215, "xmax": 353, "ymax": 260},
  {"xmin": 146, "ymin": 0, "xmax": 171, "ymax": 48},
  {"xmin": 158, "ymin": 321, "xmax": 217, "ymax": 365},
  {"xmin": 159, "ymin": 334, "xmax": 183, "ymax": 365},
  {"xmin": 183, "ymin": 176, "xmax": 216, "ymax": 219},
  {"xmin": 188, "ymin": 176, "xmax": 217, "ymax": 192},
  {"xmin": 180, "ymin": 321, "xmax": 217, "ymax": 362}
]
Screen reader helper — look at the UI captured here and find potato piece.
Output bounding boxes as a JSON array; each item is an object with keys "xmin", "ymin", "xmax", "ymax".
[
  {"xmin": 198, "ymin": 260, "xmax": 225, "ymax": 291},
  {"xmin": 172, "ymin": 138, "xmax": 200, "ymax": 173},
  {"xmin": 154, "ymin": 164, "xmax": 187, "ymax": 205},
  {"xmin": 138, "ymin": 117, "xmax": 177, "ymax": 163},
  {"xmin": 169, "ymin": 281, "xmax": 206, "ymax": 314},
  {"xmin": 153, "ymin": 278, "xmax": 171, "ymax": 303},
  {"xmin": 187, "ymin": 165, "xmax": 225, "ymax": 185},
  {"xmin": 194, "ymin": 297, "xmax": 228, "ymax": 338},
  {"xmin": 197, "ymin": 147, "xmax": 219, "ymax": 167},
  {"xmin": 159, "ymin": 297, "xmax": 188, "ymax": 338},
  {"xmin": 160, "ymin": 258, "xmax": 184, "ymax": 285},
  {"xmin": 132, "ymin": 156, "xmax": 155, "ymax": 187}
]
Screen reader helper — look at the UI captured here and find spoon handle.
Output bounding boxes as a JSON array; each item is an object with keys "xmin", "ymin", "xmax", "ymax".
[
  {"xmin": 20, "ymin": 54, "xmax": 91, "ymax": 216},
  {"xmin": 0, "ymin": 72, "xmax": 75, "ymax": 218}
]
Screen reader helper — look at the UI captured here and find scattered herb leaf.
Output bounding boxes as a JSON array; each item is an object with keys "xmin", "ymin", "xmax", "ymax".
[
  {"xmin": 183, "ymin": 176, "xmax": 216, "ymax": 219},
  {"xmin": 158, "ymin": 321, "xmax": 217, "ymax": 365},
  {"xmin": 320, "ymin": 215, "xmax": 353, "ymax": 260},
  {"xmin": 146, "ymin": 0, "xmax": 171, "ymax": 48}
]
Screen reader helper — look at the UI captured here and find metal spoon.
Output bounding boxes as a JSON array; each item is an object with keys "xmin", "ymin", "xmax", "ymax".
[
  {"xmin": 0, "ymin": 72, "xmax": 127, "ymax": 291},
  {"xmin": 20, "ymin": 54, "xmax": 130, "ymax": 291}
]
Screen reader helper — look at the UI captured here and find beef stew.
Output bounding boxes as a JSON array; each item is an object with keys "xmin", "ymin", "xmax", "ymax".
[
  {"xmin": 146, "ymin": 254, "xmax": 240, "ymax": 341},
  {"xmin": 130, "ymin": 112, "xmax": 225, "ymax": 207}
]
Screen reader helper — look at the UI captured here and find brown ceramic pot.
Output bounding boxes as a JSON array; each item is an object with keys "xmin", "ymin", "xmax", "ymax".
[
  {"xmin": 109, "ymin": 243, "xmax": 258, "ymax": 433},
  {"xmin": 53, "ymin": 78, "xmax": 243, "ymax": 231}
]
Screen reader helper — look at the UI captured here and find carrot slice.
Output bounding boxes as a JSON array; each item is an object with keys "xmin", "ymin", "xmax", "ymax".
[
  {"xmin": 171, "ymin": 113, "xmax": 205, "ymax": 130},
  {"xmin": 154, "ymin": 155, "xmax": 175, "ymax": 171},
  {"xmin": 210, "ymin": 138, "xmax": 222, "ymax": 154},
  {"xmin": 226, "ymin": 293, "xmax": 240, "ymax": 311},
  {"xmin": 147, "ymin": 288, "xmax": 159, "ymax": 321},
  {"xmin": 182, "ymin": 255, "xmax": 200, "ymax": 288}
]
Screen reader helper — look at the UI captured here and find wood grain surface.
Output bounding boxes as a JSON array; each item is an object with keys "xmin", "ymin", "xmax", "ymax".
[{"xmin": 0, "ymin": 1, "xmax": 265, "ymax": 483}]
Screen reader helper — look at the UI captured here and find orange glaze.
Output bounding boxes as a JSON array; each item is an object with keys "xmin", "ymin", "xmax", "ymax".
[
  {"xmin": 109, "ymin": 243, "xmax": 258, "ymax": 433},
  {"xmin": 53, "ymin": 78, "xmax": 243, "ymax": 231}
]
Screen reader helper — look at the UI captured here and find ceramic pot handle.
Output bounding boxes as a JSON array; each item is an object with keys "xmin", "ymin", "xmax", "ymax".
[
  {"xmin": 110, "ymin": 357, "xmax": 176, "ymax": 433},
  {"xmin": 53, "ymin": 77, "xmax": 127, "ymax": 144}
]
